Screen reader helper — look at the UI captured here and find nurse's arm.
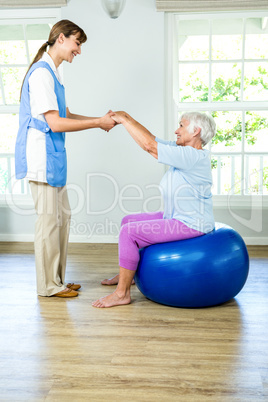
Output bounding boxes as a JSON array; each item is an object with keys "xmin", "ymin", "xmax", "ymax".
[
  {"xmin": 66, "ymin": 107, "xmax": 96, "ymax": 121},
  {"xmin": 44, "ymin": 109, "xmax": 116, "ymax": 132},
  {"xmin": 111, "ymin": 111, "xmax": 158, "ymax": 159}
]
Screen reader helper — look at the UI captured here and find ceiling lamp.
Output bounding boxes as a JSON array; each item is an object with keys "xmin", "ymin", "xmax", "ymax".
[{"xmin": 101, "ymin": 0, "xmax": 126, "ymax": 19}]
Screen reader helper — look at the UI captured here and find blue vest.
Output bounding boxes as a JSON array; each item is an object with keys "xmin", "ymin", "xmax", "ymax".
[{"xmin": 15, "ymin": 61, "xmax": 67, "ymax": 187}]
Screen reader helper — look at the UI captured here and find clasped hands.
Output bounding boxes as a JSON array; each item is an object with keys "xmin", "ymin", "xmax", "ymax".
[{"xmin": 100, "ymin": 110, "xmax": 127, "ymax": 132}]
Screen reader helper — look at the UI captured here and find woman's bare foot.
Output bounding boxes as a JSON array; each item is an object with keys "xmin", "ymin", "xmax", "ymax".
[
  {"xmin": 101, "ymin": 274, "xmax": 119, "ymax": 285},
  {"xmin": 101, "ymin": 274, "xmax": 135, "ymax": 286},
  {"xmin": 92, "ymin": 291, "xmax": 131, "ymax": 308}
]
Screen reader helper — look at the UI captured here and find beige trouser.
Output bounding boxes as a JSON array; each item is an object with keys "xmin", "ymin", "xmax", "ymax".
[{"xmin": 30, "ymin": 181, "xmax": 71, "ymax": 296}]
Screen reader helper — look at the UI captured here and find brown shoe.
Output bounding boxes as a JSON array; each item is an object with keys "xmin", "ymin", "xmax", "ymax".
[
  {"xmin": 53, "ymin": 288, "xmax": 78, "ymax": 298},
  {"xmin": 67, "ymin": 283, "xmax": 81, "ymax": 291}
]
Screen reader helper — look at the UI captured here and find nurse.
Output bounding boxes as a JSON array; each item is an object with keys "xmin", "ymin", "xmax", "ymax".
[{"xmin": 15, "ymin": 19, "xmax": 116, "ymax": 298}]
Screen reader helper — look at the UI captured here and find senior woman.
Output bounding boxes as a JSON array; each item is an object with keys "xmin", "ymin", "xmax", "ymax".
[{"xmin": 92, "ymin": 111, "xmax": 216, "ymax": 308}]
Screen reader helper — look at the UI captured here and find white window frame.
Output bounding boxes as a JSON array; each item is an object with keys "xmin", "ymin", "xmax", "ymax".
[
  {"xmin": 165, "ymin": 11, "xmax": 268, "ymax": 209},
  {"xmin": 0, "ymin": 8, "xmax": 61, "ymax": 206}
]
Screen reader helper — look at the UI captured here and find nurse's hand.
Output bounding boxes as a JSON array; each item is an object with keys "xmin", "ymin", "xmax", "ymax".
[
  {"xmin": 110, "ymin": 111, "xmax": 129, "ymax": 124},
  {"xmin": 99, "ymin": 111, "xmax": 117, "ymax": 132}
]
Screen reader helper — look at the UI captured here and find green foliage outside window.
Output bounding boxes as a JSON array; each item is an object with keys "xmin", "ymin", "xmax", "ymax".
[{"xmin": 180, "ymin": 66, "xmax": 268, "ymax": 192}]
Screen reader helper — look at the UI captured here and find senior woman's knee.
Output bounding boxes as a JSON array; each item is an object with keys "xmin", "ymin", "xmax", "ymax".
[
  {"xmin": 121, "ymin": 215, "xmax": 129, "ymax": 226},
  {"xmin": 119, "ymin": 222, "xmax": 131, "ymax": 243},
  {"xmin": 119, "ymin": 220, "xmax": 140, "ymax": 239}
]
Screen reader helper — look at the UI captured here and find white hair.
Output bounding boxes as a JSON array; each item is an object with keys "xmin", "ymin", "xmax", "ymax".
[{"xmin": 180, "ymin": 111, "xmax": 216, "ymax": 146}]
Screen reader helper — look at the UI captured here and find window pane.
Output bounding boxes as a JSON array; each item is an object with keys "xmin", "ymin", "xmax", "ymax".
[
  {"xmin": 26, "ymin": 24, "xmax": 51, "ymax": 61},
  {"xmin": 245, "ymin": 155, "xmax": 265, "ymax": 194},
  {"xmin": 245, "ymin": 34, "xmax": 268, "ymax": 59},
  {"xmin": 0, "ymin": 157, "xmax": 8, "ymax": 194},
  {"xmin": 245, "ymin": 18, "xmax": 268, "ymax": 59},
  {"xmin": 179, "ymin": 63, "xmax": 209, "ymax": 102},
  {"xmin": 0, "ymin": 114, "xmax": 19, "ymax": 153},
  {"xmin": 2, "ymin": 67, "xmax": 27, "ymax": 104},
  {"xmin": 263, "ymin": 157, "xmax": 268, "ymax": 195},
  {"xmin": 179, "ymin": 36, "xmax": 209, "ymax": 61},
  {"xmin": 245, "ymin": 111, "xmax": 268, "ymax": 152},
  {"xmin": 212, "ymin": 35, "xmax": 242, "ymax": 60},
  {"xmin": 178, "ymin": 20, "xmax": 209, "ymax": 61},
  {"xmin": 211, "ymin": 155, "xmax": 241, "ymax": 195},
  {"xmin": 211, "ymin": 111, "xmax": 242, "ymax": 152},
  {"xmin": 244, "ymin": 62, "xmax": 268, "ymax": 101},
  {"xmin": 211, "ymin": 63, "xmax": 241, "ymax": 101},
  {"xmin": 212, "ymin": 19, "xmax": 243, "ymax": 60},
  {"xmin": 0, "ymin": 25, "xmax": 27, "ymax": 64}
]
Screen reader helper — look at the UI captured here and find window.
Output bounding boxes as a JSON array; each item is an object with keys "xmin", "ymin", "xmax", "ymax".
[
  {"xmin": 0, "ymin": 9, "xmax": 60, "ymax": 198},
  {"xmin": 168, "ymin": 12, "xmax": 268, "ymax": 198}
]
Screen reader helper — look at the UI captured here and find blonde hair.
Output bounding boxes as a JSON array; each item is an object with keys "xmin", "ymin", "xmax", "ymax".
[{"xmin": 20, "ymin": 19, "xmax": 87, "ymax": 96}]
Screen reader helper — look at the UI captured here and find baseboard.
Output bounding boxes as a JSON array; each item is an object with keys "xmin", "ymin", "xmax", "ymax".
[
  {"xmin": 69, "ymin": 235, "xmax": 118, "ymax": 243},
  {"xmin": 243, "ymin": 237, "xmax": 268, "ymax": 245},
  {"xmin": 0, "ymin": 234, "xmax": 118, "ymax": 244},
  {"xmin": 0, "ymin": 234, "xmax": 34, "ymax": 242},
  {"xmin": 0, "ymin": 234, "xmax": 267, "ymax": 245}
]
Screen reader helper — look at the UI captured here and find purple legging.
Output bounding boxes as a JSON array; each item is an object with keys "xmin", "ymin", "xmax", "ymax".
[{"xmin": 119, "ymin": 212, "xmax": 204, "ymax": 270}]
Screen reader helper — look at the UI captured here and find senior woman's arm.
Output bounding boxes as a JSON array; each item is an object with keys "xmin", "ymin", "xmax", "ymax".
[{"xmin": 111, "ymin": 111, "xmax": 158, "ymax": 159}]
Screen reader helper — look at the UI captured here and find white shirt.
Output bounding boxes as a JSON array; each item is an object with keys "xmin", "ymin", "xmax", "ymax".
[{"xmin": 26, "ymin": 52, "xmax": 64, "ymax": 182}]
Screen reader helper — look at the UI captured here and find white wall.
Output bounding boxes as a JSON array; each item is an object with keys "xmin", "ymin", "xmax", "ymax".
[
  {"xmin": 0, "ymin": 0, "xmax": 267, "ymax": 244},
  {"xmin": 62, "ymin": 0, "xmax": 165, "ymax": 242}
]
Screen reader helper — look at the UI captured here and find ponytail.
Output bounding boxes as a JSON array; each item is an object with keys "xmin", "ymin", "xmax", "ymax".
[{"xmin": 20, "ymin": 42, "xmax": 49, "ymax": 99}]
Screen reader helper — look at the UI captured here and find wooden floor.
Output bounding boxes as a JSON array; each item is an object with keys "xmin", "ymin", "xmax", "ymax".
[{"xmin": 0, "ymin": 243, "xmax": 267, "ymax": 402}]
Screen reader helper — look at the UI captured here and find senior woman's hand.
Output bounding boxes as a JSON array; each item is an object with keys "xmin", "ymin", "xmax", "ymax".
[{"xmin": 110, "ymin": 111, "xmax": 130, "ymax": 124}]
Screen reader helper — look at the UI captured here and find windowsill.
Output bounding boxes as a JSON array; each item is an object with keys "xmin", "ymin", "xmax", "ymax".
[
  {"xmin": 1, "ymin": 194, "xmax": 268, "ymax": 209},
  {"xmin": 213, "ymin": 195, "xmax": 268, "ymax": 209}
]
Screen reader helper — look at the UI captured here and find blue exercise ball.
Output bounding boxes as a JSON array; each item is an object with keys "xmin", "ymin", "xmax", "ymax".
[{"xmin": 134, "ymin": 223, "xmax": 249, "ymax": 308}]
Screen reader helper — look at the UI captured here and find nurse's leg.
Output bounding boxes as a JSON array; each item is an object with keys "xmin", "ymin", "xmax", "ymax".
[
  {"xmin": 101, "ymin": 211, "xmax": 164, "ymax": 285},
  {"xmin": 58, "ymin": 185, "xmax": 71, "ymax": 286},
  {"xmin": 30, "ymin": 181, "xmax": 66, "ymax": 296}
]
